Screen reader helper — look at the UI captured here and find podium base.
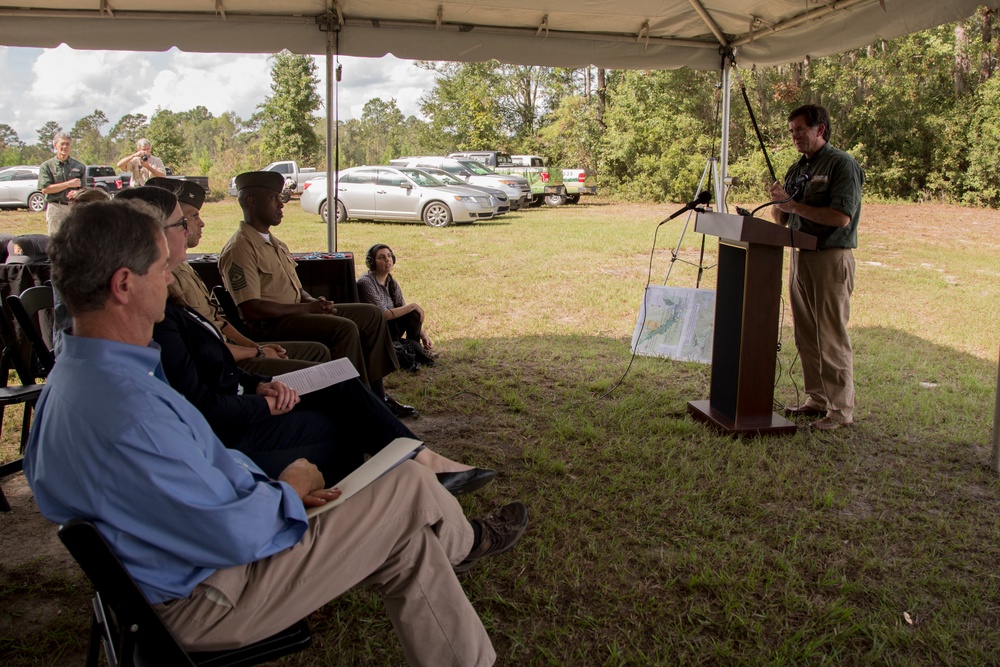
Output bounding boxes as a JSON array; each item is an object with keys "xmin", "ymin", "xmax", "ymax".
[{"xmin": 687, "ymin": 400, "xmax": 798, "ymax": 437}]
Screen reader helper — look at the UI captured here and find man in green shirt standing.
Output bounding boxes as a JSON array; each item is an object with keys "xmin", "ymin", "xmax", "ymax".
[
  {"xmin": 769, "ymin": 104, "xmax": 864, "ymax": 431},
  {"xmin": 37, "ymin": 131, "xmax": 86, "ymax": 234}
]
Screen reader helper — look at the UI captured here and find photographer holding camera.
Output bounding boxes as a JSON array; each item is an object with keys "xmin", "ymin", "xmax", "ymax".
[{"xmin": 117, "ymin": 137, "xmax": 166, "ymax": 187}]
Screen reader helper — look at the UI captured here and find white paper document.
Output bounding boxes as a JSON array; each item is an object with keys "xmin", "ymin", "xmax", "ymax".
[
  {"xmin": 273, "ymin": 358, "xmax": 359, "ymax": 395},
  {"xmin": 305, "ymin": 437, "xmax": 424, "ymax": 518}
]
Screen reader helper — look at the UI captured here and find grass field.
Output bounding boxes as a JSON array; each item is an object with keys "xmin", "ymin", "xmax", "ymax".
[{"xmin": 2, "ymin": 197, "xmax": 1000, "ymax": 665}]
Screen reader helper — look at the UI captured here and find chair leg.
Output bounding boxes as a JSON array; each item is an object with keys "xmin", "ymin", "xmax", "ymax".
[
  {"xmin": 19, "ymin": 403, "xmax": 33, "ymax": 455},
  {"xmin": 87, "ymin": 611, "xmax": 103, "ymax": 667},
  {"xmin": 0, "ymin": 458, "xmax": 22, "ymax": 513}
]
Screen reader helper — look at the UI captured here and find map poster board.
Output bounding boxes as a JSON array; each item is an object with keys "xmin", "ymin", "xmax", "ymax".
[{"xmin": 630, "ymin": 285, "xmax": 716, "ymax": 364}]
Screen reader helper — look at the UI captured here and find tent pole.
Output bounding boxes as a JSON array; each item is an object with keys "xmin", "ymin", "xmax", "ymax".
[
  {"xmin": 719, "ymin": 55, "xmax": 731, "ymax": 214},
  {"xmin": 325, "ymin": 21, "xmax": 336, "ymax": 252}
]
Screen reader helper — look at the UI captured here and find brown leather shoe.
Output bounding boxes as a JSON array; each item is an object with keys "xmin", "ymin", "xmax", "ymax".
[
  {"xmin": 810, "ymin": 416, "xmax": 854, "ymax": 431},
  {"xmin": 455, "ymin": 502, "xmax": 528, "ymax": 574},
  {"xmin": 784, "ymin": 404, "xmax": 827, "ymax": 418}
]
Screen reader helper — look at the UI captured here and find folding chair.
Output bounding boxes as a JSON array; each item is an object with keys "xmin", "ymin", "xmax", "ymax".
[
  {"xmin": 6, "ymin": 284, "xmax": 56, "ymax": 378},
  {"xmin": 58, "ymin": 519, "xmax": 312, "ymax": 667},
  {"xmin": 210, "ymin": 285, "xmax": 254, "ymax": 339},
  {"xmin": 0, "ymin": 307, "xmax": 43, "ymax": 512}
]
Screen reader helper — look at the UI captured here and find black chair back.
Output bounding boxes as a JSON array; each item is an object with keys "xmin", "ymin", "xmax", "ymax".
[
  {"xmin": 210, "ymin": 286, "xmax": 254, "ymax": 339},
  {"xmin": 0, "ymin": 305, "xmax": 43, "ymax": 512},
  {"xmin": 6, "ymin": 285, "xmax": 55, "ymax": 378}
]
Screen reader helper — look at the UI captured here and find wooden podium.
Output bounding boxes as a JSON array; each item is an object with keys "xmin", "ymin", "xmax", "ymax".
[{"xmin": 687, "ymin": 212, "xmax": 816, "ymax": 436}]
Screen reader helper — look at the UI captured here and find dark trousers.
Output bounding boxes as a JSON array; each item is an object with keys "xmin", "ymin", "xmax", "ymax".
[
  {"xmin": 250, "ymin": 304, "xmax": 398, "ymax": 388},
  {"xmin": 388, "ymin": 310, "xmax": 423, "ymax": 342},
  {"xmin": 236, "ymin": 341, "xmax": 331, "ymax": 376},
  {"xmin": 218, "ymin": 377, "xmax": 416, "ymax": 484}
]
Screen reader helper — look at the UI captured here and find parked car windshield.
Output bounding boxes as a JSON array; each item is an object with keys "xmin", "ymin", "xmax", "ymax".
[
  {"xmin": 88, "ymin": 166, "xmax": 116, "ymax": 177},
  {"xmin": 458, "ymin": 160, "xmax": 497, "ymax": 176},
  {"xmin": 420, "ymin": 169, "xmax": 462, "ymax": 186},
  {"xmin": 399, "ymin": 169, "xmax": 446, "ymax": 188}
]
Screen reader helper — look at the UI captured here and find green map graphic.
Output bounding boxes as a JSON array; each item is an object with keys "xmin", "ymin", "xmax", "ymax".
[{"xmin": 630, "ymin": 286, "xmax": 715, "ymax": 364}]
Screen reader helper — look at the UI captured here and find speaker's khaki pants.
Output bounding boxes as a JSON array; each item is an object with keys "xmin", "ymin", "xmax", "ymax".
[
  {"xmin": 789, "ymin": 247, "xmax": 855, "ymax": 423},
  {"xmin": 45, "ymin": 202, "xmax": 71, "ymax": 235},
  {"xmin": 155, "ymin": 461, "xmax": 494, "ymax": 667}
]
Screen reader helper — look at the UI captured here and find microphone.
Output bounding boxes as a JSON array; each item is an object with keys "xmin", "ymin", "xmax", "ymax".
[
  {"xmin": 787, "ymin": 172, "xmax": 812, "ymax": 188},
  {"xmin": 749, "ymin": 175, "xmax": 810, "ymax": 218},
  {"xmin": 667, "ymin": 190, "xmax": 712, "ymax": 220}
]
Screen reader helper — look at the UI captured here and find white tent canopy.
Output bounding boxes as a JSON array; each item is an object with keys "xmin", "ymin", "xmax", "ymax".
[{"xmin": 0, "ymin": 1, "xmax": 994, "ymax": 70}]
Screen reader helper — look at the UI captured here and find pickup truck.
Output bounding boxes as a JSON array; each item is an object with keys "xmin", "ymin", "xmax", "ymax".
[
  {"xmin": 227, "ymin": 160, "xmax": 317, "ymax": 200},
  {"xmin": 84, "ymin": 165, "xmax": 127, "ymax": 196},
  {"xmin": 448, "ymin": 151, "xmax": 566, "ymax": 207},
  {"xmin": 560, "ymin": 168, "xmax": 599, "ymax": 203}
]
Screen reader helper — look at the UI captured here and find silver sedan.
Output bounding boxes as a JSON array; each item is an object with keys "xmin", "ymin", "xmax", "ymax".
[
  {"xmin": 0, "ymin": 166, "xmax": 44, "ymax": 212},
  {"xmin": 300, "ymin": 166, "xmax": 495, "ymax": 227}
]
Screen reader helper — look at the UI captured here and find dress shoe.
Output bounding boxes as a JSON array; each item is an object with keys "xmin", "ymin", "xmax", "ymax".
[
  {"xmin": 436, "ymin": 468, "xmax": 498, "ymax": 496},
  {"xmin": 784, "ymin": 404, "xmax": 827, "ymax": 418},
  {"xmin": 810, "ymin": 416, "xmax": 854, "ymax": 431},
  {"xmin": 384, "ymin": 394, "xmax": 418, "ymax": 419},
  {"xmin": 454, "ymin": 502, "xmax": 529, "ymax": 574}
]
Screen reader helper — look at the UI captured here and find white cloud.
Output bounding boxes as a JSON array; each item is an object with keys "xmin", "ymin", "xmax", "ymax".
[{"xmin": 1, "ymin": 46, "xmax": 438, "ymax": 144}]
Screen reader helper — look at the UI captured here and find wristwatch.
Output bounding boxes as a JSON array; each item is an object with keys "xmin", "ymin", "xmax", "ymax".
[{"xmin": 255, "ymin": 345, "xmax": 266, "ymax": 358}]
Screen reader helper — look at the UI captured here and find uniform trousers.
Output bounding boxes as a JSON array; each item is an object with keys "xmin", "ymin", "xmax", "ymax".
[
  {"xmin": 789, "ymin": 247, "xmax": 855, "ymax": 423},
  {"xmin": 250, "ymin": 304, "xmax": 397, "ymax": 389},
  {"xmin": 216, "ymin": 378, "xmax": 414, "ymax": 484},
  {"xmin": 155, "ymin": 461, "xmax": 495, "ymax": 667},
  {"xmin": 236, "ymin": 340, "xmax": 331, "ymax": 375}
]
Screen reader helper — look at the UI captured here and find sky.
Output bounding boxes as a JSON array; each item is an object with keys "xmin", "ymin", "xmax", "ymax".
[{"xmin": 0, "ymin": 45, "xmax": 439, "ymax": 145}]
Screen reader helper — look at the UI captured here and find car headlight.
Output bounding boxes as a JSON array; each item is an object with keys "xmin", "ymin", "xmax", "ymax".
[
  {"xmin": 453, "ymin": 195, "xmax": 474, "ymax": 202},
  {"xmin": 498, "ymin": 179, "xmax": 518, "ymax": 186}
]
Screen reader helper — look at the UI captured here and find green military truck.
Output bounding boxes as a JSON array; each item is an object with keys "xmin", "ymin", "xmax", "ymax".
[{"xmin": 448, "ymin": 151, "xmax": 566, "ymax": 207}]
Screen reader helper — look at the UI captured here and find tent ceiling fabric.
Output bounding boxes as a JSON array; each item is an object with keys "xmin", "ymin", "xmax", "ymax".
[{"xmin": 0, "ymin": 1, "xmax": 996, "ymax": 70}]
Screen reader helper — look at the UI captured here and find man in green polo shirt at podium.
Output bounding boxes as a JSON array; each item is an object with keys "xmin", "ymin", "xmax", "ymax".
[{"xmin": 768, "ymin": 104, "xmax": 864, "ymax": 432}]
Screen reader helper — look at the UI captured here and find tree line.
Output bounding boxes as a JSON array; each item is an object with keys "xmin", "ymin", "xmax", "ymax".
[{"xmin": 1, "ymin": 9, "xmax": 997, "ymax": 206}]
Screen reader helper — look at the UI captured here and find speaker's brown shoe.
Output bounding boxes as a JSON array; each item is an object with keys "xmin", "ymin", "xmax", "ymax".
[
  {"xmin": 810, "ymin": 416, "xmax": 854, "ymax": 431},
  {"xmin": 455, "ymin": 502, "xmax": 528, "ymax": 574}
]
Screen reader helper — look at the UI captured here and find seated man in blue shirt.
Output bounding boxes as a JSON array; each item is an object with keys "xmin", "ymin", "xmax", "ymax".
[{"xmin": 23, "ymin": 199, "xmax": 528, "ymax": 664}]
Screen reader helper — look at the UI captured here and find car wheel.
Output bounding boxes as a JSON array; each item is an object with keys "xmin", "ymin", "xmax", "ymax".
[
  {"xmin": 422, "ymin": 202, "xmax": 453, "ymax": 227},
  {"xmin": 321, "ymin": 200, "xmax": 347, "ymax": 224},
  {"xmin": 566, "ymin": 194, "xmax": 581, "ymax": 204},
  {"xmin": 544, "ymin": 193, "xmax": 567, "ymax": 207},
  {"xmin": 28, "ymin": 192, "xmax": 46, "ymax": 213}
]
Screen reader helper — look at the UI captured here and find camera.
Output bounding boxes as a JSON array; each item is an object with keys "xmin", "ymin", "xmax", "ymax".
[{"xmin": 141, "ymin": 155, "xmax": 149, "ymax": 163}]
